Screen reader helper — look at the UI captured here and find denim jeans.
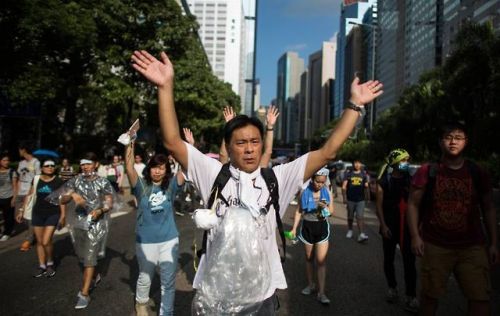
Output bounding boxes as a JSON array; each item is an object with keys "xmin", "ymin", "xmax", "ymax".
[{"xmin": 136, "ymin": 238, "xmax": 179, "ymax": 316}]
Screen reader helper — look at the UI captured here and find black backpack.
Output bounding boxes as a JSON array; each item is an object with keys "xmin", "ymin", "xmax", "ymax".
[{"xmin": 197, "ymin": 163, "xmax": 286, "ymax": 262}]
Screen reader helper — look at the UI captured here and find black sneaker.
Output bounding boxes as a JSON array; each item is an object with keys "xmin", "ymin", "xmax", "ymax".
[
  {"xmin": 33, "ymin": 267, "xmax": 46, "ymax": 278},
  {"xmin": 45, "ymin": 266, "xmax": 56, "ymax": 278}
]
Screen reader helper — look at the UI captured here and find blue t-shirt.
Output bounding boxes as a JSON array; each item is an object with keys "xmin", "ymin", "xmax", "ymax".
[{"xmin": 133, "ymin": 177, "xmax": 181, "ymax": 244}]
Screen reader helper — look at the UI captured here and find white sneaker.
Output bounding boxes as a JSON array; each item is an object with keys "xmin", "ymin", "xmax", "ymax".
[
  {"xmin": 357, "ymin": 233, "xmax": 369, "ymax": 242},
  {"xmin": 301, "ymin": 284, "xmax": 316, "ymax": 295},
  {"xmin": 290, "ymin": 200, "xmax": 298, "ymax": 205},
  {"xmin": 0, "ymin": 235, "xmax": 10, "ymax": 241},
  {"xmin": 346, "ymin": 230, "xmax": 353, "ymax": 239},
  {"xmin": 317, "ymin": 293, "xmax": 331, "ymax": 305},
  {"xmin": 74, "ymin": 292, "xmax": 91, "ymax": 309}
]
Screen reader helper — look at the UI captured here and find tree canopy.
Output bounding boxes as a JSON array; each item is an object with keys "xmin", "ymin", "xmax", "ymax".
[{"xmin": 0, "ymin": 0, "xmax": 239, "ymax": 158}]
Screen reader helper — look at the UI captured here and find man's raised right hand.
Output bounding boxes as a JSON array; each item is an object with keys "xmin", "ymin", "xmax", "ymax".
[{"xmin": 131, "ymin": 51, "xmax": 174, "ymax": 88}]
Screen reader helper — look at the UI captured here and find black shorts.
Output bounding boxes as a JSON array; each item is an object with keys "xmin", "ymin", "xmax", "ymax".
[
  {"xmin": 298, "ymin": 220, "xmax": 330, "ymax": 245},
  {"xmin": 32, "ymin": 213, "xmax": 60, "ymax": 227}
]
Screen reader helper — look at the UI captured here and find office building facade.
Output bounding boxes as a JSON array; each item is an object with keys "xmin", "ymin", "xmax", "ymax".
[
  {"xmin": 185, "ymin": 0, "xmax": 257, "ymax": 114},
  {"xmin": 276, "ymin": 52, "xmax": 304, "ymax": 143},
  {"xmin": 404, "ymin": 0, "xmax": 444, "ymax": 86},
  {"xmin": 443, "ymin": 0, "xmax": 500, "ymax": 57},
  {"xmin": 333, "ymin": 0, "xmax": 376, "ymax": 118},
  {"xmin": 375, "ymin": 0, "xmax": 406, "ymax": 116},
  {"xmin": 306, "ymin": 42, "xmax": 336, "ymax": 138}
]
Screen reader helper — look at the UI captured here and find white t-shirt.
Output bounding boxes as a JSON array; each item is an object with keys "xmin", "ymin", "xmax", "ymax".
[
  {"xmin": 185, "ymin": 143, "xmax": 307, "ymax": 300},
  {"xmin": 134, "ymin": 162, "xmax": 146, "ymax": 178},
  {"xmin": 17, "ymin": 158, "xmax": 41, "ymax": 195}
]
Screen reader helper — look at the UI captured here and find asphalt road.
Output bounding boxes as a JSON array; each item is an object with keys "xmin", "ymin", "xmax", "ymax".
[{"xmin": 0, "ymin": 191, "xmax": 498, "ymax": 316}]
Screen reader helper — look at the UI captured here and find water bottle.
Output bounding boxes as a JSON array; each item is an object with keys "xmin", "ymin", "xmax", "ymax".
[
  {"xmin": 284, "ymin": 230, "xmax": 295, "ymax": 239},
  {"xmin": 284, "ymin": 230, "xmax": 298, "ymax": 245},
  {"xmin": 321, "ymin": 208, "xmax": 331, "ymax": 218}
]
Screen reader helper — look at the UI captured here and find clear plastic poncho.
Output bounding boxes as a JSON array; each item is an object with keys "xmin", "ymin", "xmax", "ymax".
[
  {"xmin": 192, "ymin": 206, "xmax": 271, "ymax": 316},
  {"xmin": 48, "ymin": 173, "xmax": 118, "ymax": 260}
]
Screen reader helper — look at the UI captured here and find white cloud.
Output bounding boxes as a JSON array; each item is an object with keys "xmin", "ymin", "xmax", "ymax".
[
  {"xmin": 285, "ymin": 43, "xmax": 308, "ymax": 51},
  {"xmin": 329, "ymin": 32, "xmax": 338, "ymax": 43}
]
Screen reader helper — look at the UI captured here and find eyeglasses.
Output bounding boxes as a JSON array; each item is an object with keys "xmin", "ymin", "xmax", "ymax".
[
  {"xmin": 443, "ymin": 135, "xmax": 466, "ymax": 142},
  {"xmin": 43, "ymin": 164, "xmax": 55, "ymax": 168}
]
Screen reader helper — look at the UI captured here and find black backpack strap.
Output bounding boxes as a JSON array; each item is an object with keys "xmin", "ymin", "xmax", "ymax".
[
  {"xmin": 465, "ymin": 160, "xmax": 484, "ymax": 211},
  {"xmin": 261, "ymin": 167, "xmax": 286, "ymax": 263},
  {"xmin": 207, "ymin": 163, "xmax": 231, "ymax": 208},
  {"xmin": 421, "ymin": 163, "xmax": 438, "ymax": 219},
  {"xmin": 197, "ymin": 163, "xmax": 232, "ymax": 259}
]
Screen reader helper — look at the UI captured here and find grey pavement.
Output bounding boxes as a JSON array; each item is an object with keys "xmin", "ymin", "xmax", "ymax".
[{"xmin": 0, "ymin": 191, "xmax": 499, "ymax": 316}]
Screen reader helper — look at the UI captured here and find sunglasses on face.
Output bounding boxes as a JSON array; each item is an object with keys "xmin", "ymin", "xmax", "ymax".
[{"xmin": 43, "ymin": 164, "xmax": 55, "ymax": 168}]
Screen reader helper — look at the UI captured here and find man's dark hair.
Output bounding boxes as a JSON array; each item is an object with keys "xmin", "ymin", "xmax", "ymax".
[
  {"xmin": 224, "ymin": 115, "xmax": 264, "ymax": 145},
  {"xmin": 143, "ymin": 153, "xmax": 171, "ymax": 191},
  {"xmin": 18, "ymin": 141, "xmax": 34, "ymax": 154},
  {"xmin": 0, "ymin": 151, "xmax": 9, "ymax": 160},
  {"xmin": 440, "ymin": 122, "xmax": 468, "ymax": 138},
  {"xmin": 82, "ymin": 152, "xmax": 98, "ymax": 162}
]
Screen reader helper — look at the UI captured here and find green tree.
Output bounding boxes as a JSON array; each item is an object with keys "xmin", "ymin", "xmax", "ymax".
[{"xmin": 0, "ymin": 0, "xmax": 239, "ymax": 157}]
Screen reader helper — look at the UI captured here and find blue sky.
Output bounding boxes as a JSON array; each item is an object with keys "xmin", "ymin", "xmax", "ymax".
[{"xmin": 256, "ymin": 0, "xmax": 341, "ymax": 105}]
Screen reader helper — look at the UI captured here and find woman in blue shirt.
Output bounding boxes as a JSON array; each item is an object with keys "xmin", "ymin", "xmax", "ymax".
[
  {"xmin": 291, "ymin": 168, "xmax": 334, "ymax": 305},
  {"xmin": 125, "ymin": 142, "xmax": 184, "ymax": 316}
]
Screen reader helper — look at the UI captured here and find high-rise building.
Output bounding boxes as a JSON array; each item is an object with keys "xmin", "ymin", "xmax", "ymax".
[
  {"xmin": 185, "ymin": 0, "xmax": 257, "ymax": 114},
  {"xmin": 241, "ymin": 0, "xmax": 258, "ymax": 116},
  {"xmin": 404, "ymin": 0, "xmax": 444, "ymax": 86},
  {"xmin": 298, "ymin": 70, "xmax": 308, "ymax": 141},
  {"xmin": 306, "ymin": 42, "xmax": 336, "ymax": 138},
  {"xmin": 369, "ymin": 0, "xmax": 499, "ymax": 120},
  {"xmin": 375, "ymin": 0, "xmax": 406, "ymax": 116},
  {"xmin": 334, "ymin": 0, "xmax": 376, "ymax": 118},
  {"xmin": 443, "ymin": 0, "xmax": 500, "ymax": 57},
  {"xmin": 276, "ymin": 52, "xmax": 304, "ymax": 143},
  {"xmin": 253, "ymin": 78, "xmax": 261, "ymax": 113},
  {"xmin": 344, "ymin": 26, "xmax": 363, "ymax": 106}
]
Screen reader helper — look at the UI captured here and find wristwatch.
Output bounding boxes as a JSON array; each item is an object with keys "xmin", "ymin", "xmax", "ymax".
[{"xmin": 345, "ymin": 101, "xmax": 366, "ymax": 117}]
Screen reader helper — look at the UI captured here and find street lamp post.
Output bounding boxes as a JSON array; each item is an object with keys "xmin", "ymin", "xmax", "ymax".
[{"xmin": 348, "ymin": 21, "xmax": 377, "ymax": 135}]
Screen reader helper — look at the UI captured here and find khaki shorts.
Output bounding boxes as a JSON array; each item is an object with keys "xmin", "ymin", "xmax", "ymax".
[{"xmin": 421, "ymin": 242, "xmax": 491, "ymax": 301}]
